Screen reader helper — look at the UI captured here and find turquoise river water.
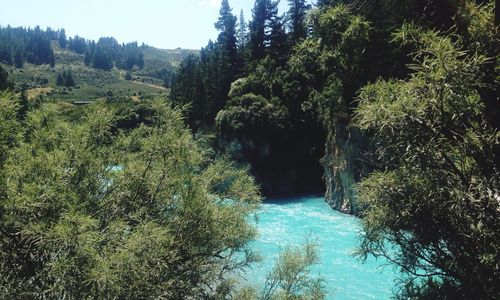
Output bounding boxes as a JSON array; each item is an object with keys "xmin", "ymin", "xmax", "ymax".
[{"xmin": 244, "ymin": 196, "xmax": 399, "ymax": 299}]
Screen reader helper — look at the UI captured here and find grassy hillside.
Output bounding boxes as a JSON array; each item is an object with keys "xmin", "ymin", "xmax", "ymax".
[{"xmin": 1, "ymin": 42, "xmax": 197, "ymax": 103}]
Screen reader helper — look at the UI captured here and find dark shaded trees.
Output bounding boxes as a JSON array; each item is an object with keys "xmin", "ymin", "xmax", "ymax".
[
  {"xmin": 0, "ymin": 25, "xmax": 56, "ymax": 67},
  {"xmin": 172, "ymin": 0, "xmax": 241, "ymax": 129},
  {"xmin": 238, "ymin": 9, "xmax": 247, "ymax": 50},
  {"xmin": 170, "ymin": 54, "xmax": 206, "ymax": 128},
  {"xmin": 56, "ymin": 69, "xmax": 76, "ymax": 87},
  {"xmin": 0, "ymin": 66, "xmax": 12, "ymax": 91},
  {"xmin": 249, "ymin": 0, "xmax": 280, "ymax": 61},
  {"xmin": 287, "ymin": 0, "xmax": 310, "ymax": 43},
  {"xmin": 68, "ymin": 35, "xmax": 87, "ymax": 54},
  {"xmin": 58, "ymin": 28, "xmax": 67, "ymax": 48}
]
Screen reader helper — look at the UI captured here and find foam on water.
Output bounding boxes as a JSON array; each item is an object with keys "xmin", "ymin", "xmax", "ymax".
[{"xmin": 245, "ymin": 196, "xmax": 399, "ymax": 299}]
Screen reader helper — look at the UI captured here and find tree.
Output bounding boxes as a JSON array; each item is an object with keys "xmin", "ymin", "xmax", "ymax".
[
  {"xmin": 14, "ymin": 50, "xmax": 23, "ymax": 68},
  {"xmin": 0, "ymin": 65, "xmax": 11, "ymax": 91},
  {"xmin": 238, "ymin": 9, "xmax": 247, "ymax": 50},
  {"xmin": 287, "ymin": 0, "xmax": 310, "ymax": 43},
  {"xmin": 69, "ymin": 35, "xmax": 87, "ymax": 54},
  {"xmin": 354, "ymin": 19, "xmax": 499, "ymax": 299},
  {"xmin": 287, "ymin": 5, "xmax": 371, "ymax": 214},
  {"xmin": 0, "ymin": 98, "xmax": 261, "ymax": 299},
  {"xmin": 170, "ymin": 54, "xmax": 206, "ymax": 128},
  {"xmin": 92, "ymin": 45, "xmax": 113, "ymax": 71},
  {"xmin": 216, "ymin": 0, "xmax": 238, "ymax": 60},
  {"xmin": 268, "ymin": 13, "xmax": 289, "ymax": 64},
  {"xmin": 236, "ymin": 239, "xmax": 326, "ymax": 300},
  {"xmin": 56, "ymin": 70, "xmax": 75, "ymax": 87},
  {"xmin": 64, "ymin": 70, "xmax": 75, "ymax": 87},
  {"xmin": 56, "ymin": 73, "xmax": 64, "ymax": 86},
  {"xmin": 249, "ymin": 0, "xmax": 279, "ymax": 61},
  {"xmin": 58, "ymin": 28, "xmax": 67, "ymax": 48}
]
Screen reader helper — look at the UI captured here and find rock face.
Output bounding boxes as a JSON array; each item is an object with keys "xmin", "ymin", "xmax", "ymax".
[{"xmin": 322, "ymin": 123, "xmax": 372, "ymax": 215}]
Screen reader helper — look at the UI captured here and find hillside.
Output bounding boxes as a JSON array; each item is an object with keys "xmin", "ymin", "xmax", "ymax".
[{"xmin": 1, "ymin": 41, "xmax": 197, "ymax": 103}]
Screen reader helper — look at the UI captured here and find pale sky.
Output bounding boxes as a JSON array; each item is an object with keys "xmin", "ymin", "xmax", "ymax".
[{"xmin": 0, "ymin": 0, "xmax": 310, "ymax": 49}]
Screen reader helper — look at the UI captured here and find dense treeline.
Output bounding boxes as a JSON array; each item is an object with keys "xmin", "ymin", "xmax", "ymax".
[
  {"xmin": 173, "ymin": 0, "xmax": 499, "ymax": 298},
  {"xmin": 172, "ymin": 0, "xmax": 325, "ymax": 195},
  {"xmin": 0, "ymin": 25, "xmax": 56, "ymax": 68},
  {"xmin": 84, "ymin": 38, "xmax": 145, "ymax": 71},
  {"xmin": 0, "ymin": 25, "xmax": 144, "ymax": 71}
]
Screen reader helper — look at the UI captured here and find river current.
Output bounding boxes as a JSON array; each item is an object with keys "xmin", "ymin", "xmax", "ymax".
[{"xmin": 244, "ymin": 196, "xmax": 399, "ymax": 299}]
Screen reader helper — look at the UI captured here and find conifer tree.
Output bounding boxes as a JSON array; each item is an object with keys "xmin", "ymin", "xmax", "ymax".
[
  {"xmin": 0, "ymin": 66, "xmax": 11, "ymax": 91},
  {"xmin": 238, "ymin": 9, "xmax": 247, "ymax": 50},
  {"xmin": 14, "ymin": 50, "xmax": 23, "ymax": 68},
  {"xmin": 56, "ymin": 73, "xmax": 64, "ymax": 86},
  {"xmin": 249, "ymin": 0, "xmax": 280, "ymax": 61},
  {"xmin": 269, "ymin": 13, "xmax": 289, "ymax": 64},
  {"xmin": 215, "ymin": 0, "xmax": 238, "ymax": 59},
  {"xmin": 287, "ymin": 0, "xmax": 310, "ymax": 43},
  {"xmin": 58, "ymin": 28, "xmax": 67, "ymax": 48}
]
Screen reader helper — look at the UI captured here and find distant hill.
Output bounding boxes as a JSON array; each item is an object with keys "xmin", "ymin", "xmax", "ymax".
[
  {"xmin": 1, "ymin": 33, "xmax": 197, "ymax": 103},
  {"xmin": 138, "ymin": 46, "xmax": 198, "ymax": 85}
]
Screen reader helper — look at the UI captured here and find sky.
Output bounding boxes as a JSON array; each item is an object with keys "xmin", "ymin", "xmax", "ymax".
[{"xmin": 0, "ymin": 0, "xmax": 304, "ymax": 50}]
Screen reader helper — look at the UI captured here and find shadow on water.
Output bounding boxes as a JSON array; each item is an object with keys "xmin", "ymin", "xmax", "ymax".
[{"xmin": 263, "ymin": 192, "xmax": 325, "ymax": 205}]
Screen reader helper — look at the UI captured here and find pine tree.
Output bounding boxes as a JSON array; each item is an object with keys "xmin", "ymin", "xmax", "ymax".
[
  {"xmin": 64, "ymin": 70, "xmax": 75, "ymax": 87},
  {"xmin": 59, "ymin": 28, "xmax": 67, "ymax": 48},
  {"xmin": 14, "ymin": 50, "xmax": 23, "ymax": 68},
  {"xmin": 215, "ymin": 0, "xmax": 238, "ymax": 65},
  {"xmin": 18, "ymin": 85, "xmax": 29, "ymax": 120},
  {"xmin": 0, "ymin": 65, "xmax": 11, "ymax": 91},
  {"xmin": 269, "ymin": 13, "xmax": 289, "ymax": 64},
  {"xmin": 238, "ymin": 9, "xmax": 247, "ymax": 50},
  {"xmin": 56, "ymin": 73, "xmax": 64, "ymax": 86},
  {"xmin": 287, "ymin": 0, "xmax": 310, "ymax": 43},
  {"xmin": 249, "ymin": 0, "xmax": 268, "ymax": 60},
  {"xmin": 249, "ymin": 0, "xmax": 279, "ymax": 61}
]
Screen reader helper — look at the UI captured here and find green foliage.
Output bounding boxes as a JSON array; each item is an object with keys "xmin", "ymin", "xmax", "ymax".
[
  {"xmin": 216, "ymin": 93, "xmax": 288, "ymax": 136},
  {"xmin": 235, "ymin": 239, "xmax": 326, "ymax": 300},
  {"xmin": 0, "ymin": 25, "xmax": 56, "ymax": 67},
  {"xmin": 0, "ymin": 91, "xmax": 21, "ymax": 175},
  {"xmin": 58, "ymin": 28, "xmax": 67, "ymax": 48},
  {"xmin": 261, "ymin": 240, "xmax": 326, "ymax": 300},
  {"xmin": 354, "ymin": 20, "xmax": 499, "ymax": 298},
  {"xmin": 288, "ymin": 5, "xmax": 371, "ymax": 128},
  {"xmin": 171, "ymin": 0, "xmax": 241, "ymax": 130},
  {"xmin": 0, "ymin": 65, "xmax": 12, "ymax": 91},
  {"xmin": 0, "ymin": 97, "xmax": 262, "ymax": 299},
  {"xmin": 56, "ymin": 69, "xmax": 76, "ymax": 87},
  {"xmin": 249, "ymin": 0, "xmax": 285, "ymax": 61},
  {"xmin": 287, "ymin": 0, "xmax": 310, "ymax": 44}
]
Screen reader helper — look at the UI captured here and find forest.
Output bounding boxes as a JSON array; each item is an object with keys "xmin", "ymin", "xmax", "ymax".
[
  {"xmin": 0, "ymin": 26, "xmax": 144, "ymax": 71},
  {"xmin": 0, "ymin": 0, "xmax": 499, "ymax": 299}
]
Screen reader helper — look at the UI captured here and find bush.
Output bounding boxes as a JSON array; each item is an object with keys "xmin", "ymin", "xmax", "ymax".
[{"xmin": 0, "ymin": 98, "xmax": 261, "ymax": 299}]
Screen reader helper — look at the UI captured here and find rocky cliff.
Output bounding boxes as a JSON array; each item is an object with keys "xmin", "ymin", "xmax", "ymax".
[{"xmin": 322, "ymin": 123, "xmax": 372, "ymax": 215}]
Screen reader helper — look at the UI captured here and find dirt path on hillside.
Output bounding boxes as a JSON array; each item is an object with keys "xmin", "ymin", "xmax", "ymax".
[{"xmin": 132, "ymin": 81, "xmax": 168, "ymax": 90}]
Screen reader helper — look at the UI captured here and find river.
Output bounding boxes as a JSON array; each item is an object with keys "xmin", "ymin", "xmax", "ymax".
[{"xmin": 244, "ymin": 196, "xmax": 399, "ymax": 299}]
